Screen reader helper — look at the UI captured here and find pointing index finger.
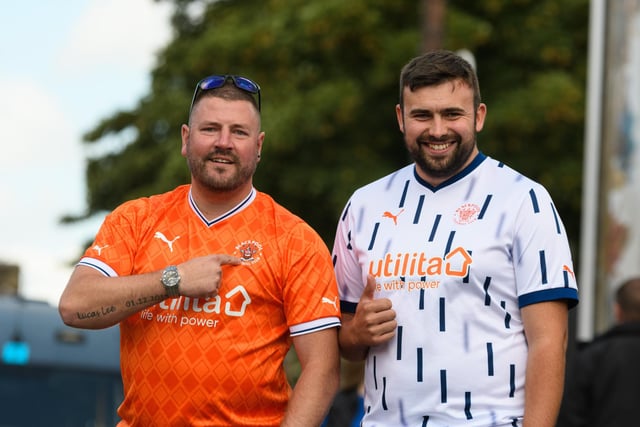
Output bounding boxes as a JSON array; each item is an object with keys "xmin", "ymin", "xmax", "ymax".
[{"xmin": 213, "ymin": 254, "xmax": 243, "ymax": 266}]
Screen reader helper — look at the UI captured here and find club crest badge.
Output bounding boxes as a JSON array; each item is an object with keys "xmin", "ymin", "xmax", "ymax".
[
  {"xmin": 454, "ymin": 203, "xmax": 481, "ymax": 225},
  {"xmin": 235, "ymin": 240, "xmax": 263, "ymax": 264}
]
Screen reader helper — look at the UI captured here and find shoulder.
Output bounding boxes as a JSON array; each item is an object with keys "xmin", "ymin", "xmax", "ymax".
[
  {"xmin": 254, "ymin": 191, "xmax": 304, "ymax": 224},
  {"xmin": 253, "ymin": 191, "xmax": 319, "ymax": 235},
  {"xmin": 571, "ymin": 324, "xmax": 640, "ymax": 366},
  {"xmin": 481, "ymin": 156, "xmax": 545, "ymax": 189},
  {"xmin": 348, "ymin": 164, "xmax": 414, "ymax": 202},
  {"xmin": 480, "ymin": 156, "xmax": 556, "ymax": 205},
  {"xmin": 254, "ymin": 191, "xmax": 330, "ymax": 251},
  {"xmin": 107, "ymin": 185, "xmax": 189, "ymax": 224},
  {"xmin": 589, "ymin": 322, "xmax": 640, "ymax": 345}
]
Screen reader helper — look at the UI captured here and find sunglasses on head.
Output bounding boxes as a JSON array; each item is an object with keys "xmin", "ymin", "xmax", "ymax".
[{"xmin": 189, "ymin": 75, "xmax": 261, "ymax": 112}]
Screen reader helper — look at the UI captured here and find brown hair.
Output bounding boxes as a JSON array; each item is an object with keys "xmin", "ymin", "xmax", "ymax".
[{"xmin": 399, "ymin": 50, "xmax": 481, "ymax": 111}]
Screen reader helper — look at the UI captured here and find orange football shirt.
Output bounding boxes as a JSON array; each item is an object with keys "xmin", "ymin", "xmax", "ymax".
[{"xmin": 78, "ymin": 185, "xmax": 341, "ymax": 426}]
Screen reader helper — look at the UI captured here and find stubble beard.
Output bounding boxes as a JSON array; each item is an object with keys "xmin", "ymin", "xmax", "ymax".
[{"xmin": 187, "ymin": 146, "xmax": 257, "ymax": 192}]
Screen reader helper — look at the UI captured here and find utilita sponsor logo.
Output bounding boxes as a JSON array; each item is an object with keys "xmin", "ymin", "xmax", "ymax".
[
  {"xmin": 158, "ymin": 286, "xmax": 252, "ymax": 317},
  {"xmin": 368, "ymin": 247, "xmax": 472, "ymax": 278}
]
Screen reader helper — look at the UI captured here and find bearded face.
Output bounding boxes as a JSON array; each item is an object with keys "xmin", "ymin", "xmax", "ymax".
[
  {"xmin": 182, "ymin": 96, "xmax": 263, "ymax": 195},
  {"xmin": 396, "ymin": 79, "xmax": 486, "ymax": 186}
]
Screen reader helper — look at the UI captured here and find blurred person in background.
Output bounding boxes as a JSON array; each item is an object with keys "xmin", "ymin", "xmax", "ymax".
[
  {"xmin": 322, "ymin": 359, "xmax": 365, "ymax": 427},
  {"xmin": 557, "ymin": 277, "xmax": 640, "ymax": 427}
]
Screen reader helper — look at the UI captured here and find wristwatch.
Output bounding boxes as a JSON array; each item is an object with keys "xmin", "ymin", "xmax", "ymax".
[{"xmin": 161, "ymin": 265, "xmax": 181, "ymax": 297}]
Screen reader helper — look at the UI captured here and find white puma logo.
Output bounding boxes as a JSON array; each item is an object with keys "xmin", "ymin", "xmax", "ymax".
[
  {"xmin": 321, "ymin": 296, "xmax": 338, "ymax": 311},
  {"xmin": 92, "ymin": 244, "xmax": 109, "ymax": 255},
  {"xmin": 154, "ymin": 231, "xmax": 181, "ymax": 252}
]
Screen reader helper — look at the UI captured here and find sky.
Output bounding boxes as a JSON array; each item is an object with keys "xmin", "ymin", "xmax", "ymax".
[{"xmin": 0, "ymin": 0, "xmax": 173, "ymax": 305}]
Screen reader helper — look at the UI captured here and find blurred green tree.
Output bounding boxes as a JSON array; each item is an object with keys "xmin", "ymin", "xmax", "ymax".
[{"xmin": 66, "ymin": 0, "xmax": 588, "ymax": 261}]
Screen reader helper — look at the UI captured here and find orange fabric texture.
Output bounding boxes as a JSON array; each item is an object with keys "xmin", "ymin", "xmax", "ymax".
[{"xmin": 82, "ymin": 186, "xmax": 340, "ymax": 426}]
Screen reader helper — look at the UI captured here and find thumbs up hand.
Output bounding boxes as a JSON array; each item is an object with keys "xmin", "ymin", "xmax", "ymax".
[{"xmin": 349, "ymin": 275, "xmax": 397, "ymax": 347}]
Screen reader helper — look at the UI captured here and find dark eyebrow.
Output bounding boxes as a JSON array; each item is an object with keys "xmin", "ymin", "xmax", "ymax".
[
  {"xmin": 408, "ymin": 108, "xmax": 432, "ymax": 116},
  {"xmin": 408, "ymin": 106, "xmax": 466, "ymax": 116},
  {"xmin": 442, "ymin": 107, "xmax": 467, "ymax": 115}
]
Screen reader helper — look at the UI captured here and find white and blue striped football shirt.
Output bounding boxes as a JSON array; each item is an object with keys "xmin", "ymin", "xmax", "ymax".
[{"xmin": 332, "ymin": 152, "xmax": 579, "ymax": 427}]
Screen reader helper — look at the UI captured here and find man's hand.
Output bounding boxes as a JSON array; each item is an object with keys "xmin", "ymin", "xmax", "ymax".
[
  {"xmin": 350, "ymin": 275, "xmax": 397, "ymax": 347},
  {"xmin": 177, "ymin": 254, "xmax": 242, "ymax": 299}
]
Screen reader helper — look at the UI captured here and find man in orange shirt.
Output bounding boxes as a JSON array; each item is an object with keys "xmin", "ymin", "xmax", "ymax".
[{"xmin": 59, "ymin": 75, "xmax": 341, "ymax": 426}]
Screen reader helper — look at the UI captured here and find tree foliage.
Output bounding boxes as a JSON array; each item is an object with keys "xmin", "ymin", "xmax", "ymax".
[{"xmin": 73, "ymin": 0, "xmax": 588, "ymax": 261}]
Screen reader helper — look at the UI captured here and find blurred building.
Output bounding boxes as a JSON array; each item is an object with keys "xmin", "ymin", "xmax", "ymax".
[{"xmin": 0, "ymin": 262, "xmax": 19, "ymax": 295}]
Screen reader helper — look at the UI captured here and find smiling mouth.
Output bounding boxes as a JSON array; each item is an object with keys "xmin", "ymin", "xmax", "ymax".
[
  {"xmin": 210, "ymin": 157, "xmax": 234, "ymax": 164},
  {"xmin": 429, "ymin": 142, "xmax": 451, "ymax": 151},
  {"xmin": 419, "ymin": 140, "xmax": 455, "ymax": 152}
]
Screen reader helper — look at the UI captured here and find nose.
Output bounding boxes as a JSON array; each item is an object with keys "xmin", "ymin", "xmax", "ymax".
[
  {"xmin": 215, "ymin": 127, "xmax": 233, "ymax": 148},
  {"xmin": 429, "ymin": 116, "xmax": 447, "ymax": 138}
]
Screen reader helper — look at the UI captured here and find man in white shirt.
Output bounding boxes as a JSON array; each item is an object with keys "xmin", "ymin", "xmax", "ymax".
[{"xmin": 333, "ymin": 50, "xmax": 579, "ymax": 427}]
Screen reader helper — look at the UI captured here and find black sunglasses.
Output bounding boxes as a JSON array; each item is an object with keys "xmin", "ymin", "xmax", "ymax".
[{"xmin": 189, "ymin": 75, "xmax": 261, "ymax": 112}]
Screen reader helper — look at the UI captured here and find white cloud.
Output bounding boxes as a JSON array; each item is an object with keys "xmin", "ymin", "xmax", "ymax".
[
  {"xmin": 57, "ymin": 0, "xmax": 172, "ymax": 74},
  {"xmin": 0, "ymin": 0, "xmax": 172, "ymax": 305},
  {"xmin": 0, "ymin": 77, "xmax": 87, "ymax": 304},
  {"xmin": 0, "ymin": 78, "xmax": 76, "ymax": 172}
]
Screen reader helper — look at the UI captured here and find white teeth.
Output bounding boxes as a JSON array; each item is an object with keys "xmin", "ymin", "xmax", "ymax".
[{"xmin": 431, "ymin": 143, "xmax": 449, "ymax": 151}]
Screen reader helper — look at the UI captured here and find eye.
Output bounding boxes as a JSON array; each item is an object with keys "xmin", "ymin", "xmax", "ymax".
[
  {"xmin": 232, "ymin": 128, "xmax": 250, "ymax": 137},
  {"xmin": 411, "ymin": 111, "xmax": 432, "ymax": 120},
  {"xmin": 199, "ymin": 124, "xmax": 220, "ymax": 133},
  {"xmin": 443, "ymin": 110, "xmax": 465, "ymax": 119}
]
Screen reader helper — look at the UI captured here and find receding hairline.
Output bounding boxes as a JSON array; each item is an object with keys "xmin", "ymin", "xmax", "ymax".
[{"xmin": 188, "ymin": 86, "xmax": 261, "ymax": 126}]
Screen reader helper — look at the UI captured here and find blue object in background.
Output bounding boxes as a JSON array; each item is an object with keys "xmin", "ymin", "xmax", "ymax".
[
  {"xmin": 0, "ymin": 295, "xmax": 123, "ymax": 426},
  {"xmin": 2, "ymin": 340, "xmax": 30, "ymax": 365}
]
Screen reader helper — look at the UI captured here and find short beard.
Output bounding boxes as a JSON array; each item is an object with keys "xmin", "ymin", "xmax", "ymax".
[
  {"xmin": 407, "ymin": 133, "xmax": 476, "ymax": 180},
  {"xmin": 186, "ymin": 145, "xmax": 256, "ymax": 192}
]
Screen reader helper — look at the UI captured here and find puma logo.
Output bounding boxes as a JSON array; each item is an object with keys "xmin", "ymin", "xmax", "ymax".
[
  {"xmin": 154, "ymin": 231, "xmax": 181, "ymax": 252},
  {"xmin": 563, "ymin": 264, "xmax": 575, "ymax": 280},
  {"xmin": 321, "ymin": 296, "xmax": 338, "ymax": 311},
  {"xmin": 382, "ymin": 209, "xmax": 405, "ymax": 225},
  {"xmin": 92, "ymin": 244, "xmax": 109, "ymax": 255}
]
